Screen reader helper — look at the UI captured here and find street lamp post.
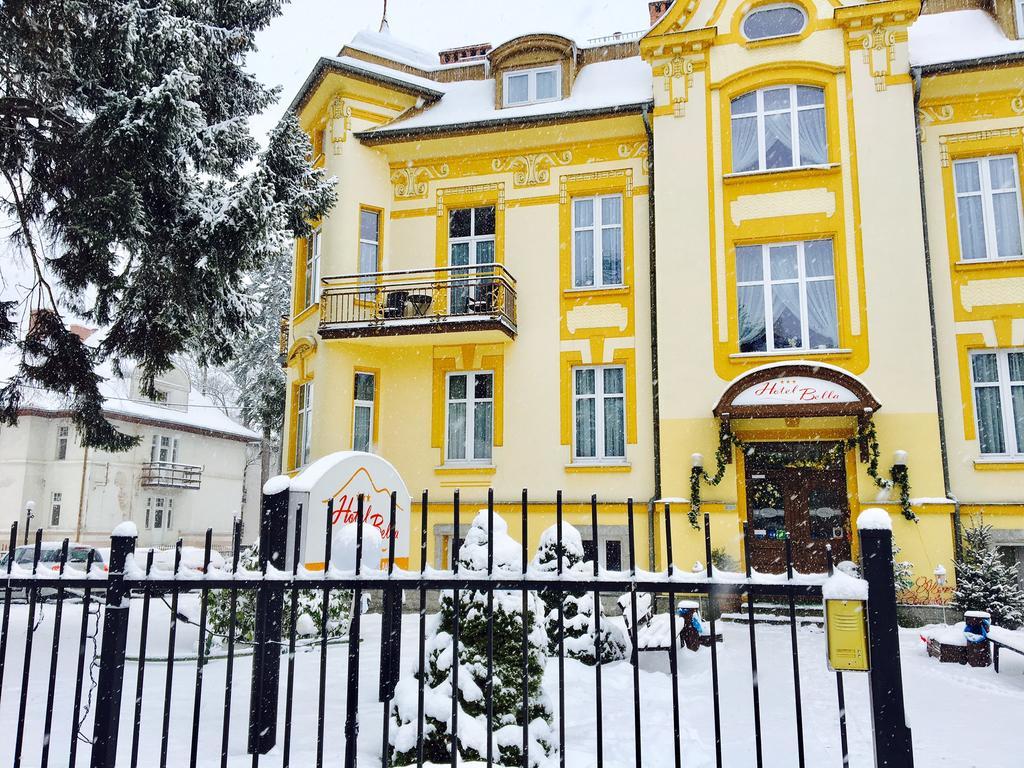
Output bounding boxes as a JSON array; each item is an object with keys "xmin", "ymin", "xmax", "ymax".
[
  {"xmin": 934, "ymin": 563, "xmax": 948, "ymax": 625},
  {"xmin": 24, "ymin": 500, "xmax": 35, "ymax": 545}
]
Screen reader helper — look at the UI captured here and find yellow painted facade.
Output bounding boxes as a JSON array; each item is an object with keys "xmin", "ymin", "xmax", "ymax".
[{"xmin": 281, "ymin": 1, "xmax": 1024, "ymax": 584}]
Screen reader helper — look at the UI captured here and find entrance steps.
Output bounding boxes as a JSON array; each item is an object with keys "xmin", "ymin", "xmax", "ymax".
[{"xmin": 720, "ymin": 599, "xmax": 825, "ymax": 627}]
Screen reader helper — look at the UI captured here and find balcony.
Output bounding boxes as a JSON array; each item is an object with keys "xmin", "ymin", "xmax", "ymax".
[
  {"xmin": 319, "ymin": 264, "xmax": 517, "ymax": 340},
  {"xmin": 140, "ymin": 462, "xmax": 203, "ymax": 490}
]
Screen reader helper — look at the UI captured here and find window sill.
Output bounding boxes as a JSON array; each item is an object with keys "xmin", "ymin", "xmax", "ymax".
[
  {"xmin": 954, "ymin": 257, "xmax": 1024, "ymax": 271},
  {"xmin": 565, "ymin": 462, "xmax": 632, "ymax": 473},
  {"xmin": 292, "ymin": 303, "xmax": 319, "ymax": 324},
  {"xmin": 435, "ymin": 465, "xmax": 497, "ymax": 475},
  {"xmin": 973, "ymin": 457, "xmax": 1024, "ymax": 471},
  {"xmin": 729, "ymin": 348, "xmax": 851, "ymax": 360},
  {"xmin": 722, "ymin": 163, "xmax": 840, "ymax": 182},
  {"xmin": 563, "ymin": 285, "xmax": 630, "ymax": 298}
]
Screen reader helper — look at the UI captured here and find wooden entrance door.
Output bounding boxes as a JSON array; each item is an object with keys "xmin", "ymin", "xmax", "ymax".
[{"xmin": 744, "ymin": 442, "xmax": 852, "ymax": 574}]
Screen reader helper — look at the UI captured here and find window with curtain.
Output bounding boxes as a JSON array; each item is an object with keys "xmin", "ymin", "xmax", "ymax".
[
  {"xmin": 731, "ymin": 85, "xmax": 827, "ymax": 173},
  {"xmin": 303, "ymin": 228, "xmax": 322, "ymax": 307},
  {"xmin": 358, "ymin": 209, "xmax": 380, "ymax": 300},
  {"xmin": 352, "ymin": 372, "xmax": 376, "ymax": 453},
  {"xmin": 50, "ymin": 492, "xmax": 62, "ymax": 527},
  {"xmin": 741, "ymin": 4, "xmax": 807, "ymax": 40},
  {"xmin": 295, "ymin": 381, "xmax": 313, "ymax": 468},
  {"xmin": 970, "ymin": 349, "xmax": 1024, "ymax": 456},
  {"xmin": 503, "ymin": 65, "xmax": 561, "ymax": 106},
  {"xmin": 449, "ymin": 206, "xmax": 496, "ymax": 314},
  {"xmin": 573, "ymin": 365, "xmax": 626, "ymax": 462},
  {"xmin": 572, "ymin": 194, "xmax": 624, "ymax": 288},
  {"xmin": 446, "ymin": 371, "xmax": 494, "ymax": 463},
  {"xmin": 953, "ymin": 155, "xmax": 1024, "ymax": 261},
  {"xmin": 736, "ymin": 239, "xmax": 838, "ymax": 353}
]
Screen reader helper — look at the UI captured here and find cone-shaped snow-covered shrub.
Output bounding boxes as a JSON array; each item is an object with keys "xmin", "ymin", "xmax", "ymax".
[
  {"xmin": 954, "ymin": 519, "xmax": 1024, "ymax": 629},
  {"xmin": 390, "ymin": 511, "xmax": 554, "ymax": 767},
  {"xmin": 532, "ymin": 523, "xmax": 628, "ymax": 665}
]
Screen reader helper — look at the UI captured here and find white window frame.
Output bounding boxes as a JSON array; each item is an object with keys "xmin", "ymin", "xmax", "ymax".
[
  {"xmin": 444, "ymin": 371, "xmax": 494, "ymax": 465},
  {"xmin": 50, "ymin": 492, "xmax": 62, "ymax": 527},
  {"xmin": 150, "ymin": 434, "xmax": 180, "ymax": 464},
  {"xmin": 358, "ymin": 208, "xmax": 380, "ymax": 298},
  {"xmin": 730, "ymin": 85, "xmax": 826, "ymax": 173},
  {"xmin": 56, "ymin": 425, "xmax": 69, "ymax": 460},
  {"xmin": 295, "ymin": 381, "xmax": 313, "ymax": 468},
  {"xmin": 970, "ymin": 348, "xmax": 1024, "ymax": 457},
  {"xmin": 502, "ymin": 65, "xmax": 562, "ymax": 107},
  {"xmin": 145, "ymin": 496, "xmax": 173, "ymax": 530},
  {"xmin": 572, "ymin": 364, "xmax": 627, "ymax": 463},
  {"xmin": 352, "ymin": 372, "xmax": 376, "ymax": 453},
  {"xmin": 740, "ymin": 3, "xmax": 808, "ymax": 41},
  {"xmin": 571, "ymin": 194, "xmax": 625, "ymax": 289},
  {"xmin": 736, "ymin": 239, "xmax": 838, "ymax": 353},
  {"xmin": 952, "ymin": 154, "xmax": 1024, "ymax": 262},
  {"xmin": 303, "ymin": 228, "xmax": 322, "ymax": 308}
]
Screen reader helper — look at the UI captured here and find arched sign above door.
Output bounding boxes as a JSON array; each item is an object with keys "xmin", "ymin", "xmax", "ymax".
[{"xmin": 713, "ymin": 362, "xmax": 881, "ymax": 421}]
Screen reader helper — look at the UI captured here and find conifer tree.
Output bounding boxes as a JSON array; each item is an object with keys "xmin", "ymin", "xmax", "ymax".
[
  {"xmin": 0, "ymin": 1, "xmax": 336, "ymax": 449},
  {"xmin": 390, "ymin": 512, "xmax": 554, "ymax": 766},
  {"xmin": 954, "ymin": 519, "xmax": 1024, "ymax": 629},
  {"xmin": 532, "ymin": 523, "xmax": 628, "ymax": 664}
]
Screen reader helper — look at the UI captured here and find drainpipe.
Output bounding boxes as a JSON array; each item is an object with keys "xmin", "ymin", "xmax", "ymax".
[
  {"xmin": 911, "ymin": 68, "xmax": 961, "ymax": 564},
  {"xmin": 642, "ymin": 103, "xmax": 661, "ymax": 571},
  {"xmin": 75, "ymin": 443, "xmax": 89, "ymax": 542}
]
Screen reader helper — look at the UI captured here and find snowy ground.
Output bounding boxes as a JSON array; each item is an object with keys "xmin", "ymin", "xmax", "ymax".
[{"xmin": 0, "ymin": 597, "xmax": 1021, "ymax": 767}]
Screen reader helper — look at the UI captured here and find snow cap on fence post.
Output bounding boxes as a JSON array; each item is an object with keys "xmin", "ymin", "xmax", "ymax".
[{"xmin": 111, "ymin": 520, "xmax": 139, "ymax": 538}]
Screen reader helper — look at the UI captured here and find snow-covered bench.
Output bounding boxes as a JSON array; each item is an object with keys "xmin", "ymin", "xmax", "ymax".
[{"xmin": 988, "ymin": 627, "xmax": 1024, "ymax": 674}]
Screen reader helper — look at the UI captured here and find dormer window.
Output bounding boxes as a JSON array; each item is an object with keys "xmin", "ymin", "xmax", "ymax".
[
  {"xmin": 503, "ymin": 65, "xmax": 561, "ymax": 107},
  {"xmin": 741, "ymin": 4, "xmax": 807, "ymax": 41}
]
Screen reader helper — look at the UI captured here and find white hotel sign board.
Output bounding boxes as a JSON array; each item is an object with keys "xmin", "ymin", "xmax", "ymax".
[{"xmin": 731, "ymin": 376, "xmax": 860, "ymax": 408}]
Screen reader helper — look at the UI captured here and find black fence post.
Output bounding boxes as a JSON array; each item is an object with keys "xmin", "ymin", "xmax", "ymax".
[
  {"xmin": 860, "ymin": 520, "xmax": 915, "ymax": 768},
  {"xmin": 248, "ymin": 485, "xmax": 290, "ymax": 754},
  {"xmin": 90, "ymin": 527, "xmax": 136, "ymax": 768}
]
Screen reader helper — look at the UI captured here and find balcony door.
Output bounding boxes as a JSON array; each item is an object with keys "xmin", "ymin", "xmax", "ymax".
[{"xmin": 449, "ymin": 206, "xmax": 495, "ymax": 314}]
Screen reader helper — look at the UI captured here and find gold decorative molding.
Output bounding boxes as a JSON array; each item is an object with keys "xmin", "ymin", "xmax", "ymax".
[
  {"xmin": 938, "ymin": 127, "xmax": 1022, "ymax": 167},
  {"xmin": 490, "ymin": 150, "xmax": 573, "ymax": 187},
  {"xmin": 618, "ymin": 140, "xmax": 649, "ymax": 176},
  {"xmin": 391, "ymin": 163, "xmax": 451, "ymax": 200},
  {"xmin": 1012, "ymin": 96, "xmax": 1024, "ymax": 116},
  {"xmin": 662, "ymin": 55, "xmax": 696, "ymax": 116},
  {"xmin": 861, "ymin": 25, "xmax": 898, "ymax": 92},
  {"xmin": 435, "ymin": 182, "xmax": 505, "ymax": 216},
  {"xmin": 559, "ymin": 169, "xmax": 634, "ymax": 204},
  {"xmin": 328, "ymin": 96, "xmax": 352, "ymax": 154}
]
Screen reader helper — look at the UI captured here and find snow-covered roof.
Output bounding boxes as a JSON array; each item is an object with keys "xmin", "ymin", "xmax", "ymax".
[
  {"xmin": 909, "ymin": 10, "xmax": 1024, "ymax": 68},
  {"xmin": 0, "ymin": 346, "xmax": 259, "ymax": 441},
  {"xmin": 361, "ymin": 56, "xmax": 653, "ymax": 138}
]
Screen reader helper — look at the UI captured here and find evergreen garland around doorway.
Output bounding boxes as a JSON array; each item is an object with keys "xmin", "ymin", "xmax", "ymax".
[{"xmin": 687, "ymin": 418, "xmax": 916, "ymax": 530}]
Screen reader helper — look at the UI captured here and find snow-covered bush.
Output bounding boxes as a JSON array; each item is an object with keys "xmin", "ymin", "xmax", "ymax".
[
  {"xmin": 389, "ymin": 512, "xmax": 554, "ymax": 767},
  {"xmin": 204, "ymin": 543, "xmax": 351, "ymax": 653},
  {"xmin": 532, "ymin": 523, "xmax": 628, "ymax": 665},
  {"xmin": 954, "ymin": 519, "xmax": 1024, "ymax": 629}
]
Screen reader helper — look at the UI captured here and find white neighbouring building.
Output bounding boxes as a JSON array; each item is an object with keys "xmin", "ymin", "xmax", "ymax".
[{"xmin": 0, "ymin": 350, "xmax": 262, "ymax": 552}]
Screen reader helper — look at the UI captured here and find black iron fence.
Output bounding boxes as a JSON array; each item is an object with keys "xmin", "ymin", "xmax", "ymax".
[{"xmin": 0, "ymin": 489, "xmax": 913, "ymax": 768}]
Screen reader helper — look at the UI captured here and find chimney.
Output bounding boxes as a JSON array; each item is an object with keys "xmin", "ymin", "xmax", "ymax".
[
  {"xmin": 649, "ymin": 1, "xmax": 673, "ymax": 25},
  {"xmin": 438, "ymin": 43, "xmax": 492, "ymax": 65},
  {"xmin": 69, "ymin": 324, "xmax": 97, "ymax": 342}
]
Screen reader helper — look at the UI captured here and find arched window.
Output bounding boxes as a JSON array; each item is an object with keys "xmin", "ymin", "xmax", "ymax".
[
  {"xmin": 741, "ymin": 4, "xmax": 807, "ymax": 41},
  {"xmin": 730, "ymin": 85, "xmax": 826, "ymax": 173}
]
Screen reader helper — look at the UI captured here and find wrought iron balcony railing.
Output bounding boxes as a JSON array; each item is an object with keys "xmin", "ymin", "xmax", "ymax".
[
  {"xmin": 140, "ymin": 462, "xmax": 203, "ymax": 490},
  {"xmin": 319, "ymin": 264, "xmax": 517, "ymax": 339}
]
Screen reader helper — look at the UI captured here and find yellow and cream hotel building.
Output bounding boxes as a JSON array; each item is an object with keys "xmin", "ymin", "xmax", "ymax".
[{"xmin": 281, "ymin": 0, "xmax": 1024, "ymax": 584}]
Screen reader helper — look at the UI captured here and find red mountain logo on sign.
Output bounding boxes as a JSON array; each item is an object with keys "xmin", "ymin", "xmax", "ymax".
[{"xmin": 329, "ymin": 466, "xmax": 405, "ymax": 544}]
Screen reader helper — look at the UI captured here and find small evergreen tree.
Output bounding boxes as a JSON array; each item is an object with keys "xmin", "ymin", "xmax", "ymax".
[
  {"xmin": 204, "ymin": 544, "xmax": 351, "ymax": 654},
  {"xmin": 954, "ymin": 519, "xmax": 1024, "ymax": 629},
  {"xmin": 531, "ymin": 523, "xmax": 627, "ymax": 665},
  {"xmin": 390, "ymin": 512, "xmax": 554, "ymax": 767}
]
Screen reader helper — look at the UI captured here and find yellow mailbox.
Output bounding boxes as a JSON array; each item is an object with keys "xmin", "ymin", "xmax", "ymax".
[{"xmin": 825, "ymin": 599, "xmax": 870, "ymax": 672}]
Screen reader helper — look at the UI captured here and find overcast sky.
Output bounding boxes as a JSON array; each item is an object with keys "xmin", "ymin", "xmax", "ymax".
[{"xmin": 247, "ymin": 0, "xmax": 651, "ymax": 142}]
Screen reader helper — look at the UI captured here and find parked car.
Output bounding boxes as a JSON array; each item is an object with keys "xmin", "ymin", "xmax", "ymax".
[{"xmin": 1, "ymin": 543, "xmax": 106, "ymax": 601}]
